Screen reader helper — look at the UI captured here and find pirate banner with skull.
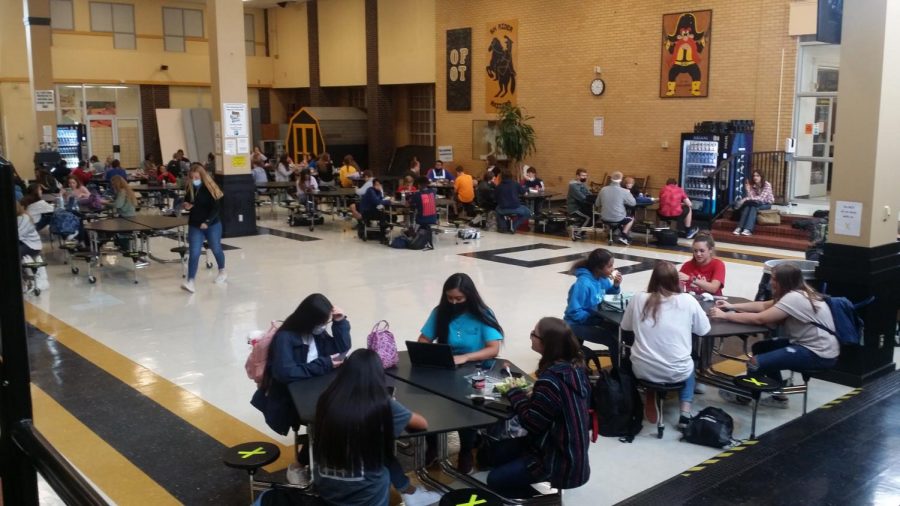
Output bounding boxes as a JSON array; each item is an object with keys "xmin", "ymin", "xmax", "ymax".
[
  {"xmin": 485, "ymin": 20, "xmax": 518, "ymax": 112},
  {"xmin": 660, "ymin": 11, "xmax": 711, "ymax": 98}
]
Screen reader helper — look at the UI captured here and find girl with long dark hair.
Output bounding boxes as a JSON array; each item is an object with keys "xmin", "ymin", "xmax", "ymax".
[
  {"xmin": 622, "ymin": 261, "xmax": 710, "ymax": 428},
  {"xmin": 733, "ymin": 169, "xmax": 774, "ymax": 236},
  {"xmin": 313, "ymin": 349, "xmax": 441, "ymax": 506},
  {"xmin": 417, "ymin": 272, "xmax": 503, "ymax": 472},
  {"xmin": 709, "ymin": 263, "xmax": 838, "ymax": 408},
  {"xmin": 251, "ymin": 293, "xmax": 352, "ymax": 484},
  {"xmin": 180, "ymin": 164, "xmax": 226, "ymax": 293},
  {"xmin": 563, "ymin": 248, "xmax": 622, "ymax": 359},
  {"xmin": 486, "ymin": 317, "xmax": 592, "ymax": 498}
]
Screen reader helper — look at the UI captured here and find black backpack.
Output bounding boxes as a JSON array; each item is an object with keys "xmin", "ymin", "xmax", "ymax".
[
  {"xmin": 407, "ymin": 227, "xmax": 432, "ymax": 250},
  {"xmin": 590, "ymin": 363, "xmax": 643, "ymax": 443},
  {"xmin": 681, "ymin": 406, "xmax": 737, "ymax": 448}
]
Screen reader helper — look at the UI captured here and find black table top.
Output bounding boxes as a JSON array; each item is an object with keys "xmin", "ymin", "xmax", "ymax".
[
  {"xmin": 83, "ymin": 218, "xmax": 152, "ymax": 233},
  {"xmin": 122, "ymin": 215, "xmax": 188, "ymax": 229},
  {"xmin": 131, "ymin": 184, "xmax": 178, "ymax": 192},
  {"xmin": 386, "ymin": 352, "xmax": 531, "ymax": 418},
  {"xmin": 597, "ymin": 295, "xmax": 770, "ymax": 337},
  {"xmin": 311, "ymin": 188, "xmax": 358, "ymax": 197},
  {"xmin": 287, "ymin": 371, "xmax": 499, "ymax": 436},
  {"xmin": 255, "ymin": 181, "xmax": 294, "ymax": 189}
]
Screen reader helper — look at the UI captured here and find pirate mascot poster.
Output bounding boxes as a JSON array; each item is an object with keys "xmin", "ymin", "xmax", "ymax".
[{"xmin": 660, "ymin": 11, "xmax": 711, "ymax": 98}]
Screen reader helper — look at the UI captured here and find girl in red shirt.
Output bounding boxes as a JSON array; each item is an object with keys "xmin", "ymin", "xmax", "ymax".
[{"xmin": 679, "ymin": 233, "xmax": 726, "ymax": 296}]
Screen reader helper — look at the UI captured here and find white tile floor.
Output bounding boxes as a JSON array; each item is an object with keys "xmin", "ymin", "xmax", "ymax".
[{"xmin": 27, "ymin": 211, "xmax": 869, "ymax": 505}]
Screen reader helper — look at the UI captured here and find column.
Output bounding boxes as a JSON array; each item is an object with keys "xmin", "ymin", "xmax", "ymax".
[
  {"xmin": 306, "ymin": 0, "xmax": 327, "ymax": 106},
  {"xmin": 365, "ymin": 0, "xmax": 393, "ymax": 172},
  {"xmin": 23, "ymin": 0, "xmax": 57, "ymax": 162},
  {"xmin": 207, "ymin": 0, "xmax": 256, "ymax": 236},
  {"xmin": 815, "ymin": 0, "xmax": 900, "ymax": 386}
]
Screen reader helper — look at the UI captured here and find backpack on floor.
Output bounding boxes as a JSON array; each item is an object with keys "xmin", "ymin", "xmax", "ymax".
[
  {"xmin": 366, "ymin": 320, "xmax": 399, "ymax": 369},
  {"xmin": 681, "ymin": 406, "xmax": 738, "ymax": 448},
  {"xmin": 389, "ymin": 235, "xmax": 410, "ymax": 249},
  {"xmin": 812, "ymin": 295, "xmax": 875, "ymax": 346},
  {"xmin": 407, "ymin": 227, "xmax": 431, "ymax": 250},
  {"xmin": 589, "ymin": 362, "xmax": 643, "ymax": 443},
  {"xmin": 245, "ymin": 321, "xmax": 283, "ymax": 387},
  {"xmin": 49, "ymin": 209, "xmax": 80, "ymax": 236},
  {"xmin": 252, "ymin": 486, "xmax": 327, "ymax": 506}
]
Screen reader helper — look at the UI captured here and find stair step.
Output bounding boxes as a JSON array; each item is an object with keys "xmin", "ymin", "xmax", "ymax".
[{"xmin": 710, "ymin": 230, "xmax": 810, "ymax": 251}]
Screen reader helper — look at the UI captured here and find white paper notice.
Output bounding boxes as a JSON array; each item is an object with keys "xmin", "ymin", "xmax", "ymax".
[
  {"xmin": 237, "ymin": 137, "xmax": 250, "ymax": 154},
  {"xmin": 223, "ymin": 103, "xmax": 248, "ymax": 138},
  {"xmin": 835, "ymin": 200, "xmax": 862, "ymax": 237},
  {"xmin": 35, "ymin": 90, "xmax": 55, "ymax": 111},
  {"xmin": 224, "ymin": 138, "xmax": 237, "ymax": 155},
  {"xmin": 593, "ymin": 117, "xmax": 604, "ymax": 136},
  {"xmin": 437, "ymin": 145, "xmax": 453, "ymax": 162}
]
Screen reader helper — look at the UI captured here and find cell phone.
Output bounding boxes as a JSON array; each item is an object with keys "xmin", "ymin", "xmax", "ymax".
[{"xmin": 335, "ymin": 352, "xmax": 347, "ymax": 361}]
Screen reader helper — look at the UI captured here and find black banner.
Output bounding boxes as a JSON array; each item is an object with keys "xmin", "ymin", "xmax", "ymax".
[{"xmin": 446, "ymin": 28, "xmax": 472, "ymax": 111}]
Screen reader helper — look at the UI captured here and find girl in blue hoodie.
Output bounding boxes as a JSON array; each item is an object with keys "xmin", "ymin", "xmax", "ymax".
[{"xmin": 563, "ymin": 248, "xmax": 622, "ymax": 359}]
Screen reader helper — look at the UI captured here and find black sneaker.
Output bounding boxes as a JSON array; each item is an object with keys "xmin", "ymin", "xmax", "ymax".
[
  {"xmin": 678, "ymin": 415, "xmax": 692, "ymax": 431},
  {"xmin": 616, "ymin": 235, "xmax": 630, "ymax": 246}
]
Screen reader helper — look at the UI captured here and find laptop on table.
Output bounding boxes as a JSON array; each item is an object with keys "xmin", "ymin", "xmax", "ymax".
[{"xmin": 405, "ymin": 341, "xmax": 456, "ymax": 369}]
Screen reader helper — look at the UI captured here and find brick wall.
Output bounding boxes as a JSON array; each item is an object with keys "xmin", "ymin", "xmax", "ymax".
[
  {"xmin": 258, "ymin": 88, "xmax": 271, "ymax": 124},
  {"xmin": 365, "ymin": 0, "xmax": 394, "ymax": 172},
  {"xmin": 434, "ymin": 0, "xmax": 797, "ymax": 193},
  {"xmin": 139, "ymin": 85, "xmax": 170, "ymax": 165}
]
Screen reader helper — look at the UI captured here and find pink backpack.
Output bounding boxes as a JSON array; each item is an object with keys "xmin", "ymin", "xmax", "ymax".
[
  {"xmin": 367, "ymin": 320, "xmax": 399, "ymax": 369},
  {"xmin": 245, "ymin": 320, "xmax": 283, "ymax": 387}
]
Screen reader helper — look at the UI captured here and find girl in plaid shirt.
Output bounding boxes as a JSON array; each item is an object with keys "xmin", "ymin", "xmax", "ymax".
[{"xmin": 734, "ymin": 170, "xmax": 774, "ymax": 236}]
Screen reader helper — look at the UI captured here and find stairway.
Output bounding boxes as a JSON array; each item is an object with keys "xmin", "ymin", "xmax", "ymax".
[{"xmin": 710, "ymin": 213, "xmax": 813, "ymax": 251}]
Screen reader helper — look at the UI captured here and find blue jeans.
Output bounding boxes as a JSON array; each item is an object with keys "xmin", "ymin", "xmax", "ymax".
[
  {"xmin": 187, "ymin": 221, "xmax": 224, "ymax": 280},
  {"xmin": 486, "ymin": 439, "xmax": 542, "ymax": 499},
  {"xmin": 568, "ymin": 315, "xmax": 619, "ymax": 362},
  {"xmin": 680, "ymin": 370, "xmax": 696, "ymax": 403},
  {"xmin": 386, "ymin": 456, "xmax": 409, "ymax": 491},
  {"xmin": 496, "ymin": 205, "xmax": 533, "ymax": 231},
  {"xmin": 748, "ymin": 338, "xmax": 837, "ymax": 382},
  {"xmin": 738, "ymin": 201, "xmax": 771, "ymax": 232}
]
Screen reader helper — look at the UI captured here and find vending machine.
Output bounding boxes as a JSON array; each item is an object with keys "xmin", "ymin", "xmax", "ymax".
[
  {"xmin": 677, "ymin": 133, "xmax": 726, "ymax": 219},
  {"xmin": 57, "ymin": 124, "xmax": 87, "ymax": 168}
]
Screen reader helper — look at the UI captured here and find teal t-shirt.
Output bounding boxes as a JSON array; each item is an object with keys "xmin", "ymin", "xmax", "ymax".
[{"xmin": 420, "ymin": 308, "xmax": 503, "ymax": 355}]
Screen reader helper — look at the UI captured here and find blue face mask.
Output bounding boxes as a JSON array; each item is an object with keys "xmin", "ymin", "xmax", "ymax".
[{"xmin": 192, "ymin": 179, "xmax": 201, "ymax": 188}]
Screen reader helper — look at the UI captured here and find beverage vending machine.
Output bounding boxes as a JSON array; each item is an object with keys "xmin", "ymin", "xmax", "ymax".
[{"xmin": 56, "ymin": 124, "xmax": 87, "ymax": 169}]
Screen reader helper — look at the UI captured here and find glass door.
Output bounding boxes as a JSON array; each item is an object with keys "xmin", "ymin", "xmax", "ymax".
[
  {"xmin": 88, "ymin": 116, "xmax": 114, "ymax": 163},
  {"xmin": 87, "ymin": 116, "xmax": 143, "ymax": 168}
]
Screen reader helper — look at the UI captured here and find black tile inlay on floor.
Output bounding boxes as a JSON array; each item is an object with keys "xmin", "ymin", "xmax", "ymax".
[
  {"xmin": 460, "ymin": 244, "xmax": 657, "ymax": 274},
  {"xmin": 257, "ymin": 226, "xmax": 321, "ymax": 242},
  {"xmin": 619, "ymin": 371, "xmax": 900, "ymax": 506},
  {"xmin": 26, "ymin": 325, "xmax": 249, "ymax": 505}
]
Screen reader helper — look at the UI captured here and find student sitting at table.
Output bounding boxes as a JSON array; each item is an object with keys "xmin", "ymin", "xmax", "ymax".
[
  {"xmin": 476, "ymin": 172, "xmax": 497, "ymax": 212},
  {"xmin": 494, "ymin": 171, "xmax": 533, "ymax": 232},
  {"xmin": 65, "ymin": 176, "xmax": 91, "ymax": 203},
  {"xmin": 104, "ymin": 159, "xmax": 127, "ymax": 183},
  {"xmin": 357, "ymin": 178, "xmax": 392, "ymax": 243},
  {"xmin": 486, "ymin": 317, "xmax": 591, "ymax": 498},
  {"xmin": 623, "ymin": 261, "xmax": 711, "ymax": 429},
  {"xmin": 338, "ymin": 155, "xmax": 361, "ymax": 188},
  {"xmin": 679, "ymin": 233, "xmax": 726, "ymax": 296},
  {"xmin": 295, "ymin": 168, "xmax": 319, "ymax": 217},
  {"xmin": 658, "ymin": 178, "xmax": 699, "ymax": 239},
  {"xmin": 453, "ymin": 165, "xmax": 476, "ymax": 218},
  {"xmin": 564, "ymin": 248, "xmax": 622, "ymax": 360},
  {"xmin": 108, "ymin": 175, "xmax": 137, "ymax": 217},
  {"xmin": 427, "ymin": 160, "xmax": 455, "ymax": 182},
  {"xmin": 274, "ymin": 154, "xmax": 294, "ymax": 183},
  {"xmin": 19, "ymin": 184, "xmax": 55, "ymax": 231},
  {"xmin": 71, "ymin": 160, "xmax": 93, "ymax": 186},
  {"xmin": 522, "ymin": 166, "xmax": 544, "ymax": 192},
  {"xmin": 355, "ymin": 170, "xmax": 375, "ymax": 196},
  {"xmin": 250, "ymin": 293, "xmax": 351, "ymax": 485},
  {"xmin": 418, "ymin": 272, "xmax": 503, "ymax": 472},
  {"xmin": 313, "ymin": 349, "xmax": 442, "ymax": 506},
  {"xmin": 566, "ymin": 168, "xmax": 593, "ymax": 238},
  {"xmin": 251, "ymin": 162, "xmax": 268, "ymax": 192},
  {"xmin": 156, "ymin": 164, "xmax": 177, "ymax": 184},
  {"xmin": 596, "ymin": 171, "xmax": 636, "ymax": 246},
  {"xmin": 709, "ymin": 263, "xmax": 838, "ymax": 409},
  {"xmin": 397, "ymin": 174, "xmax": 418, "ymax": 194}
]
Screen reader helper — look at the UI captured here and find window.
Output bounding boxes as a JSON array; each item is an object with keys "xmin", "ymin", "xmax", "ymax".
[
  {"xmin": 244, "ymin": 14, "xmax": 255, "ymax": 56},
  {"xmin": 90, "ymin": 2, "xmax": 135, "ymax": 50},
  {"xmin": 409, "ymin": 85, "xmax": 435, "ymax": 146},
  {"xmin": 163, "ymin": 7, "xmax": 204, "ymax": 52},
  {"xmin": 50, "ymin": 0, "xmax": 74, "ymax": 30},
  {"xmin": 348, "ymin": 87, "xmax": 367, "ymax": 110}
]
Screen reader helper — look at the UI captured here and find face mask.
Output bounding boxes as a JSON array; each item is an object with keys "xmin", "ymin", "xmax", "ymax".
[
  {"xmin": 312, "ymin": 323, "xmax": 328, "ymax": 335},
  {"xmin": 449, "ymin": 302, "xmax": 467, "ymax": 316},
  {"xmin": 192, "ymin": 179, "xmax": 201, "ymax": 188},
  {"xmin": 526, "ymin": 176, "xmax": 535, "ymax": 181},
  {"xmin": 579, "ymin": 176, "xmax": 588, "ymax": 182}
]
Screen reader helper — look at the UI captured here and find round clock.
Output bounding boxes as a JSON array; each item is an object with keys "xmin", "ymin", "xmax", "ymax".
[{"xmin": 590, "ymin": 78, "xmax": 606, "ymax": 96}]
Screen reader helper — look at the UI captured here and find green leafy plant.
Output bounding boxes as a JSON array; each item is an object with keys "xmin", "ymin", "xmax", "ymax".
[{"xmin": 495, "ymin": 103, "xmax": 536, "ymax": 164}]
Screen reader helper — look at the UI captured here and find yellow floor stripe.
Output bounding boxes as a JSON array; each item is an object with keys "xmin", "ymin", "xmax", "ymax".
[
  {"xmin": 25, "ymin": 303, "xmax": 294, "ymax": 473},
  {"xmin": 718, "ymin": 452, "xmax": 733, "ymax": 457},
  {"xmin": 32, "ymin": 385, "xmax": 180, "ymax": 506},
  {"xmin": 687, "ymin": 466, "xmax": 705, "ymax": 471},
  {"xmin": 742, "ymin": 440, "xmax": 759, "ymax": 445},
  {"xmin": 702, "ymin": 459, "xmax": 720, "ymax": 464}
]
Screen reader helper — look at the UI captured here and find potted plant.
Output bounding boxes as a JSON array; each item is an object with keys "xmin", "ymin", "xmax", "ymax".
[{"xmin": 494, "ymin": 103, "xmax": 536, "ymax": 166}]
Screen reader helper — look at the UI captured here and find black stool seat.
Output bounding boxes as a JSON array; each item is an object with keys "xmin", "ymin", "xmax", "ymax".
[
  {"xmin": 21, "ymin": 261, "xmax": 48, "ymax": 269},
  {"xmin": 733, "ymin": 374, "xmax": 783, "ymax": 395},
  {"xmin": 638, "ymin": 378, "xmax": 686, "ymax": 439},
  {"xmin": 223, "ymin": 442, "xmax": 280, "ymax": 472},
  {"xmin": 638, "ymin": 379, "xmax": 685, "ymax": 391},
  {"xmin": 439, "ymin": 488, "xmax": 504, "ymax": 506},
  {"xmin": 170, "ymin": 246, "xmax": 188, "ymax": 255}
]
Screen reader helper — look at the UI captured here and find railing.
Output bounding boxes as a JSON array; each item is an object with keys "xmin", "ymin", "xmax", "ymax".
[{"xmin": 750, "ymin": 151, "xmax": 789, "ymax": 205}]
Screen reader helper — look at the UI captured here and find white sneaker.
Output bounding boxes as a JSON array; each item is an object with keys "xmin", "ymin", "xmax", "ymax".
[
  {"xmin": 733, "ymin": 227, "xmax": 742, "ymax": 235},
  {"xmin": 181, "ymin": 280, "xmax": 195, "ymax": 293},
  {"xmin": 286, "ymin": 463, "xmax": 310, "ymax": 487},
  {"xmin": 759, "ymin": 395, "xmax": 789, "ymax": 409},
  {"xmin": 694, "ymin": 383, "xmax": 706, "ymax": 394},
  {"xmin": 401, "ymin": 486, "xmax": 442, "ymax": 506},
  {"xmin": 741, "ymin": 229, "xmax": 753, "ymax": 236},
  {"xmin": 215, "ymin": 270, "xmax": 227, "ymax": 283}
]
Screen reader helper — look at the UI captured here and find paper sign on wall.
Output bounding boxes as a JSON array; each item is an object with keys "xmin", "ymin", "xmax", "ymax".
[
  {"xmin": 232, "ymin": 155, "xmax": 248, "ymax": 169},
  {"xmin": 224, "ymin": 139, "xmax": 237, "ymax": 155},
  {"xmin": 237, "ymin": 137, "xmax": 250, "ymax": 154},
  {"xmin": 834, "ymin": 200, "xmax": 862, "ymax": 237},
  {"xmin": 593, "ymin": 117, "xmax": 605, "ymax": 137},
  {"xmin": 223, "ymin": 103, "xmax": 248, "ymax": 138},
  {"xmin": 437, "ymin": 146, "xmax": 454, "ymax": 162},
  {"xmin": 35, "ymin": 90, "xmax": 55, "ymax": 111}
]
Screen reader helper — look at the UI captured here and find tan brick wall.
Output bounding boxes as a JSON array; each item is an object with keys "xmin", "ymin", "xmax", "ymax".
[{"xmin": 435, "ymin": 0, "xmax": 796, "ymax": 194}]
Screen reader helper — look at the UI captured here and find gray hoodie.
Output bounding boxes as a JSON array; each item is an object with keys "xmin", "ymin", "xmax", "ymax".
[{"xmin": 596, "ymin": 181, "xmax": 635, "ymax": 223}]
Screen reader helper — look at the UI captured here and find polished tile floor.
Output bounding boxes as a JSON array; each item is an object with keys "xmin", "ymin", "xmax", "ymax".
[{"xmin": 24, "ymin": 209, "xmax": 886, "ymax": 505}]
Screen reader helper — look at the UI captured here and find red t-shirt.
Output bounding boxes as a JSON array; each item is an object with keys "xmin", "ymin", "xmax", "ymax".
[
  {"xmin": 659, "ymin": 184, "xmax": 687, "ymax": 217},
  {"xmin": 72, "ymin": 168, "xmax": 92, "ymax": 185},
  {"xmin": 680, "ymin": 258, "xmax": 726, "ymax": 296}
]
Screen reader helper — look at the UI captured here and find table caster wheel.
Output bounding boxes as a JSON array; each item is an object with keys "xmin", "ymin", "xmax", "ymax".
[
  {"xmin": 88, "ymin": 275, "xmax": 97, "ymax": 284},
  {"xmin": 206, "ymin": 261, "xmax": 213, "ymax": 269},
  {"xmin": 71, "ymin": 266, "xmax": 79, "ymax": 274},
  {"xmin": 33, "ymin": 288, "xmax": 41, "ymax": 296}
]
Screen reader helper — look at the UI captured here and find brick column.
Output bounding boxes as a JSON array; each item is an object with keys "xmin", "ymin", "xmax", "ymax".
[
  {"xmin": 364, "ymin": 0, "xmax": 393, "ymax": 172},
  {"xmin": 140, "ymin": 85, "xmax": 169, "ymax": 165},
  {"xmin": 307, "ymin": 0, "xmax": 326, "ymax": 106},
  {"xmin": 258, "ymin": 88, "xmax": 271, "ymax": 124}
]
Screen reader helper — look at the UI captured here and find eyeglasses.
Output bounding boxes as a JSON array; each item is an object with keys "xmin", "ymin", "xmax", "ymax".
[{"xmin": 530, "ymin": 331, "xmax": 542, "ymax": 341}]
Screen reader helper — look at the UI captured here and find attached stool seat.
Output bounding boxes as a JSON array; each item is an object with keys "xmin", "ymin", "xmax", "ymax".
[
  {"xmin": 732, "ymin": 374, "xmax": 784, "ymax": 439},
  {"xmin": 601, "ymin": 220, "xmax": 625, "ymax": 245},
  {"xmin": 439, "ymin": 487, "xmax": 504, "ymax": 506},
  {"xmin": 637, "ymin": 379, "xmax": 685, "ymax": 439},
  {"xmin": 223, "ymin": 441, "xmax": 280, "ymax": 502}
]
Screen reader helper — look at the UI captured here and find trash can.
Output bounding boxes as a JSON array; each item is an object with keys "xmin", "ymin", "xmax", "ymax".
[{"xmin": 755, "ymin": 259, "xmax": 819, "ymax": 301}]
